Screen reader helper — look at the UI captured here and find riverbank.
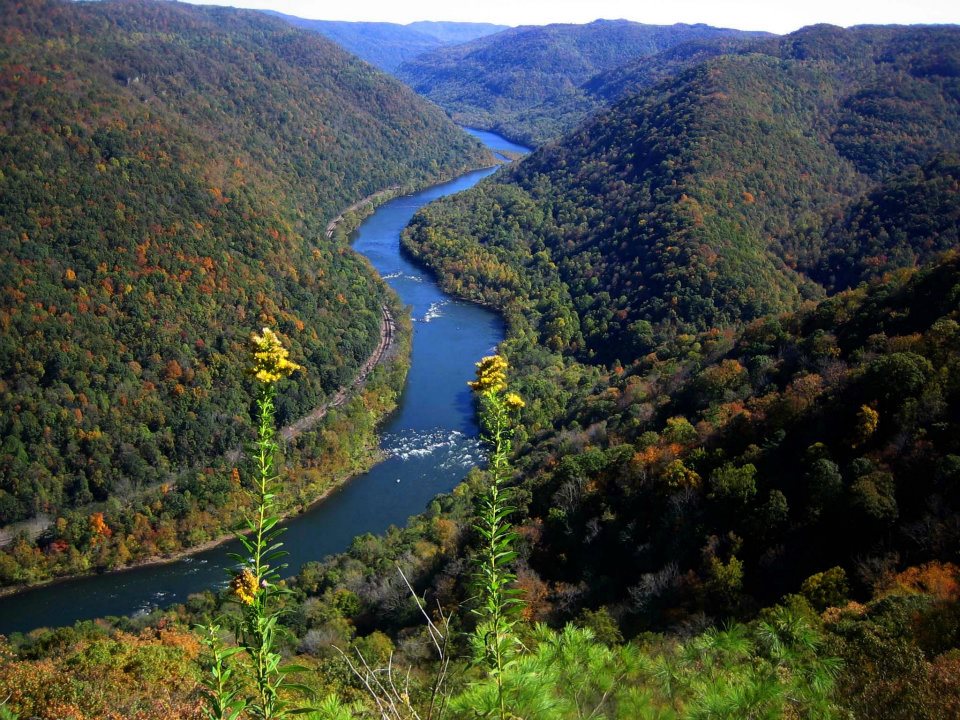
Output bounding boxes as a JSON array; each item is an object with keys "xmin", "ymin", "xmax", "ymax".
[
  {"xmin": 282, "ymin": 304, "xmax": 396, "ymax": 442},
  {"xmin": 325, "ymin": 165, "xmax": 503, "ymax": 245},
  {"xmin": 0, "ymin": 446, "xmax": 386, "ymax": 601},
  {"xmin": 0, "ymin": 202, "xmax": 413, "ymax": 594},
  {"xmin": 326, "ymin": 187, "xmax": 403, "ymax": 239},
  {"xmin": 0, "ymin": 158, "xmax": 491, "ymax": 599},
  {"xmin": 0, "ymin": 132, "xmax": 515, "ymax": 632},
  {"xmin": 0, "ymin": 303, "xmax": 405, "ymax": 600}
]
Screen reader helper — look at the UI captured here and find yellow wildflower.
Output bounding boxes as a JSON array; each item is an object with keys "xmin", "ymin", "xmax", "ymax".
[
  {"xmin": 504, "ymin": 392, "xmax": 525, "ymax": 410},
  {"xmin": 249, "ymin": 327, "xmax": 302, "ymax": 384},
  {"xmin": 468, "ymin": 355, "xmax": 508, "ymax": 393},
  {"xmin": 230, "ymin": 568, "xmax": 259, "ymax": 605}
]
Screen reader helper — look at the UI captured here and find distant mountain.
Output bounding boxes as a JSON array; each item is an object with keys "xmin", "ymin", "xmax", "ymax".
[
  {"xmin": 582, "ymin": 34, "xmax": 759, "ymax": 105},
  {"xmin": 404, "ymin": 24, "xmax": 960, "ymax": 362},
  {"xmin": 263, "ymin": 14, "xmax": 508, "ymax": 72},
  {"xmin": 487, "ymin": 34, "xmax": 763, "ymax": 148},
  {"xmin": 0, "ymin": 0, "xmax": 488, "ymax": 548},
  {"xmin": 397, "ymin": 19, "xmax": 770, "ymax": 144},
  {"xmin": 407, "ymin": 21, "xmax": 510, "ymax": 45}
]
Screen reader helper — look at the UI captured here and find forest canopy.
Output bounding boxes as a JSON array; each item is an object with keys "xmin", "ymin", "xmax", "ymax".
[
  {"xmin": 0, "ymin": 0, "xmax": 488, "ymax": 539},
  {"xmin": 405, "ymin": 24, "xmax": 960, "ymax": 364}
]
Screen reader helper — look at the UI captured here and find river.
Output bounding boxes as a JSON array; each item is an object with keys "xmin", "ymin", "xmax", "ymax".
[{"xmin": 0, "ymin": 129, "xmax": 529, "ymax": 635}]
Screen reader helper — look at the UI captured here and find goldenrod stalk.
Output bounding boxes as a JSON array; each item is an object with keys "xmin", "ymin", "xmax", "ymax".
[
  {"xmin": 254, "ymin": 386, "xmax": 277, "ymax": 584},
  {"xmin": 246, "ymin": 383, "xmax": 282, "ymax": 718},
  {"xmin": 468, "ymin": 355, "xmax": 525, "ymax": 720},
  {"xmin": 201, "ymin": 327, "xmax": 306, "ymax": 720}
]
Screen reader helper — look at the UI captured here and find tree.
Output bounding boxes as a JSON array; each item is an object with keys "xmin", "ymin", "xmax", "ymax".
[
  {"xmin": 801, "ymin": 567, "xmax": 850, "ymax": 610},
  {"xmin": 709, "ymin": 463, "xmax": 758, "ymax": 503}
]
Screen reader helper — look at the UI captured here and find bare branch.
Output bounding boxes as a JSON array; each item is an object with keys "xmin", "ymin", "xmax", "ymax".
[{"xmin": 397, "ymin": 564, "xmax": 445, "ymax": 655}]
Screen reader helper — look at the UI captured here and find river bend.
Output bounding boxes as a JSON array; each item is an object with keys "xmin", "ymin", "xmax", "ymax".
[{"xmin": 0, "ymin": 129, "xmax": 529, "ymax": 634}]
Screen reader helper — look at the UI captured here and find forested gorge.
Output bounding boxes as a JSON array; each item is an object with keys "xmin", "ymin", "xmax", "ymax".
[
  {"xmin": 399, "ymin": 25, "xmax": 960, "ymax": 610},
  {"xmin": 0, "ymin": 0, "xmax": 488, "ymax": 583},
  {"xmin": 5, "ymin": 263, "xmax": 960, "ymax": 717},
  {"xmin": 397, "ymin": 20, "xmax": 769, "ymax": 146},
  {"xmin": 2, "ymin": 7, "xmax": 960, "ymax": 719},
  {"xmin": 405, "ymin": 25, "xmax": 960, "ymax": 362},
  {"xmin": 381, "ymin": 23, "xmax": 960, "ymax": 717}
]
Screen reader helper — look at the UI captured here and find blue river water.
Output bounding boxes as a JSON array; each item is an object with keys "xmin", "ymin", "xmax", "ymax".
[{"xmin": 0, "ymin": 129, "xmax": 529, "ymax": 634}]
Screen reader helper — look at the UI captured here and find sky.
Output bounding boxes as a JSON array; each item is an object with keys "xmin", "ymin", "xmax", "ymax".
[{"xmin": 183, "ymin": 0, "xmax": 960, "ymax": 33}]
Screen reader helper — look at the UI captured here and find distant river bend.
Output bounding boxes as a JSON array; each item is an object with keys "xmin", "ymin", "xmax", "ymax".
[{"xmin": 0, "ymin": 129, "xmax": 529, "ymax": 634}]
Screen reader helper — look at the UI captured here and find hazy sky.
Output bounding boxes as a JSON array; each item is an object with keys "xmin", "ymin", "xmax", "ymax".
[{"xmin": 184, "ymin": 0, "xmax": 960, "ymax": 33}]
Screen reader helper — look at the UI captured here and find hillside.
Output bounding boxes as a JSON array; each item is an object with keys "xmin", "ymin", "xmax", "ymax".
[
  {"xmin": 505, "ymin": 256, "xmax": 960, "ymax": 624},
  {"xmin": 264, "ymin": 14, "xmax": 508, "ymax": 72},
  {"xmin": 286, "ymin": 254, "xmax": 960, "ymax": 641},
  {"xmin": 404, "ymin": 25, "xmax": 960, "ymax": 364},
  {"xmin": 0, "ymin": 14, "xmax": 959, "ymax": 719},
  {"xmin": 0, "ymin": 0, "xmax": 489, "ymax": 581},
  {"xmin": 397, "ymin": 19, "xmax": 769, "ymax": 144},
  {"xmin": 806, "ymin": 153, "xmax": 960, "ymax": 291}
]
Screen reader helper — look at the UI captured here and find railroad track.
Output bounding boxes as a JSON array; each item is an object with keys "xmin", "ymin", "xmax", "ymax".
[{"xmin": 279, "ymin": 303, "xmax": 396, "ymax": 442}]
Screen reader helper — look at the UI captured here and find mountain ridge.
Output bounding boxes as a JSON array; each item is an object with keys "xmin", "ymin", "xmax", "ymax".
[
  {"xmin": 404, "ymin": 24, "xmax": 960, "ymax": 362},
  {"xmin": 263, "ymin": 12, "xmax": 508, "ymax": 71},
  {"xmin": 397, "ymin": 19, "xmax": 772, "ymax": 144},
  {"xmin": 0, "ymin": 0, "xmax": 488, "ymax": 581}
]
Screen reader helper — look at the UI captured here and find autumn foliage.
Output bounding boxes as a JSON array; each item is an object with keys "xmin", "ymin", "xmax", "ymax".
[{"xmin": 0, "ymin": 626, "xmax": 203, "ymax": 720}]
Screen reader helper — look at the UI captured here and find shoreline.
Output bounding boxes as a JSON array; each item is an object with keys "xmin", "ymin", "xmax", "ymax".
[
  {"xmin": 0, "ymin": 452, "xmax": 378, "ymax": 601},
  {"xmin": 0, "ymin": 157, "xmax": 496, "ymax": 603},
  {"xmin": 0, "ymin": 333, "xmax": 397, "ymax": 601},
  {"xmin": 325, "ymin": 186, "xmax": 403, "ymax": 239},
  {"xmin": 324, "ymin": 158, "xmax": 504, "ymax": 242}
]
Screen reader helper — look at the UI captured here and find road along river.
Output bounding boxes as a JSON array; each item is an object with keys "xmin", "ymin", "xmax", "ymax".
[{"xmin": 0, "ymin": 129, "xmax": 529, "ymax": 634}]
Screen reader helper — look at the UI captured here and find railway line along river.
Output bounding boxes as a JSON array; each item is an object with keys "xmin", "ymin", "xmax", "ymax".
[{"xmin": 0, "ymin": 129, "xmax": 530, "ymax": 634}]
